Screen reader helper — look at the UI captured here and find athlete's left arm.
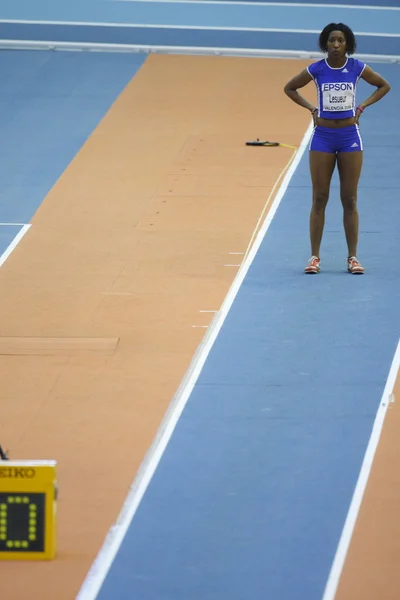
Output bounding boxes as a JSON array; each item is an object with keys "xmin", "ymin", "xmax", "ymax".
[{"xmin": 358, "ymin": 66, "xmax": 391, "ymax": 110}]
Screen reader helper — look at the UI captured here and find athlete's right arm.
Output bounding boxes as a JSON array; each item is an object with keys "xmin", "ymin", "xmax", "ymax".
[{"xmin": 283, "ymin": 69, "xmax": 316, "ymax": 115}]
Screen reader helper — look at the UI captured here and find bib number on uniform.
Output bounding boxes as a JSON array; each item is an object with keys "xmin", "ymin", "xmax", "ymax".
[{"xmin": 322, "ymin": 82, "xmax": 354, "ymax": 112}]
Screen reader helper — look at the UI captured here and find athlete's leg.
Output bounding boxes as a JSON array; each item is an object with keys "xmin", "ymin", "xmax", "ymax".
[
  {"xmin": 309, "ymin": 151, "xmax": 337, "ymax": 257},
  {"xmin": 337, "ymin": 150, "xmax": 363, "ymax": 257}
]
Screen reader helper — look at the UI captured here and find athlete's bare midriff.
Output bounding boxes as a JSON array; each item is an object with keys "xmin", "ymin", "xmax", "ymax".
[{"xmin": 316, "ymin": 116, "xmax": 356, "ymax": 128}]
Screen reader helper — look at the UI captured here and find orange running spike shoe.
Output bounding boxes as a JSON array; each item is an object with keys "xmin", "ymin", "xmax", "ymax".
[
  {"xmin": 348, "ymin": 256, "xmax": 364, "ymax": 274},
  {"xmin": 304, "ymin": 256, "xmax": 321, "ymax": 274}
]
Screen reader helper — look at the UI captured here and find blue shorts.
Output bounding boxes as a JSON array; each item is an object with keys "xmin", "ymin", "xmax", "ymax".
[{"xmin": 309, "ymin": 124, "xmax": 363, "ymax": 154}]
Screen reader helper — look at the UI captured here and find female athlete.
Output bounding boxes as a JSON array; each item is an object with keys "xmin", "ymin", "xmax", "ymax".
[{"xmin": 284, "ymin": 23, "xmax": 391, "ymax": 274}]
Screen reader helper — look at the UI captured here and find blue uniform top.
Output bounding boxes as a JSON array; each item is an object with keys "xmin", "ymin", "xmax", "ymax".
[{"xmin": 307, "ymin": 57, "xmax": 366, "ymax": 119}]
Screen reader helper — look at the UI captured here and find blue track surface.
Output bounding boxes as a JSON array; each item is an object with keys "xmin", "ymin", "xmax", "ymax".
[
  {"xmin": 0, "ymin": 51, "xmax": 145, "ymax": 256},
  {"xmin": 2, "ymin": 0, "xmax": 400, "ymax": 10},
  {"xmin": 1, "ymin": 2, "xmax": 399, "ymax": 599},
  {"xmin": 1, "ymin": 2, "xmax": 400, "ymax": 31},
  {"xmin": 1, "ymin": 24, "xmax": 398, "ymax": 56},
  {"xmin": 94, "ymin": 66, "xmax": 400, "ymax": 600},
  {"xmin": 0, "ymin": 0, "xmax": 399, "ymax": 59},
  {"xmin": 193, "ymin": 0, "xmax": 400, "ymax": 4}
]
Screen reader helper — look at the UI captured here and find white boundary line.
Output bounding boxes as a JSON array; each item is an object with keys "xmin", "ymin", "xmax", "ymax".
[
  {"xmin": 0, "ymin": 40, "xmax": 399, "ymax": 63},
  {"xmin": 76, "ymin": 119, "xmax": 314, "ymax": 600},
  {"xmin": 111, "ymin": 0, "xmax": 400, "ymax": 9},
  {"xmin": 0, "ymin": 222, "xmax": 29, "ymax": 226},
  {"xmin": 322, "ymin": 338, "xmax": 400, "ymax": 600},
  {"xmin": 1, "ymin": 20, "xmax": 399, "ymax": 37},
  {"xmin": 0, "ymin": 224, "xmax": 31, "ymax": 268}
]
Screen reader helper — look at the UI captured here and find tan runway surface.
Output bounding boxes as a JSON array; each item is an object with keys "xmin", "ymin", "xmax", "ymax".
[{"xmin": 0, "ymin": 54, "xmax": 312, "ymax": 599}]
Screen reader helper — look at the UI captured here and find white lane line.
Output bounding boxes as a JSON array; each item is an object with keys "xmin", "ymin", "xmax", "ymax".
[
  {"xmin": 1, "ymin": 21, "xmax": 399, "ymax": 37},
  {"xmin": 111, "ymin": 0, "xmax": 400, "ymax": 11},
  {"xmin": 0, "ymin": 222, "xmax": 30, "ymax": 226},
  {"xmin": 0, "ymin": 41, "xmax": 398, "ymax": 64},
  {"xmin": 75, "ymin": 120, "xmax": 314, "ymax": 600},
  {"xmin": 0, "ymin": 225, "xmax": 31, "ymax": 268},
  {"xmin": 322, "ymin": 338, "xmax": 400, "ymax": 600}
]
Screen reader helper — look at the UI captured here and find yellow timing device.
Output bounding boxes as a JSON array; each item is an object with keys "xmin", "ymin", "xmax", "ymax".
[{"xmin": 0, "ymin": 460, "xmax": 57, "ymax": 560}]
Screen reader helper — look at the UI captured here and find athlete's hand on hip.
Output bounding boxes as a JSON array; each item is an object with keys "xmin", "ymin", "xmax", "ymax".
[
  {"xmin": 310, "ymin": 107, "xmax": 318, "ymax": 126},
  {"xmin": 355, "ymin": 105, "xmax": 364, "ymax": 125}
]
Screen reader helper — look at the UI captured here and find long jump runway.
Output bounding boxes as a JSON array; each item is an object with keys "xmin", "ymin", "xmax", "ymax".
[{"xmin": 0, "ymin": 2, "xmax": 399, "ymax": 600}]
